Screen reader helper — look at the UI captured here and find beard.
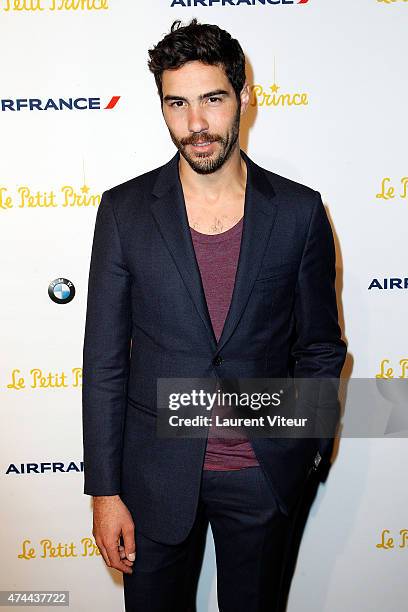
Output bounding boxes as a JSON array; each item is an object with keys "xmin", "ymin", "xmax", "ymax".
[{"xmin": 167, "ymin": 104, "xmax": 241, "ymax": 175}]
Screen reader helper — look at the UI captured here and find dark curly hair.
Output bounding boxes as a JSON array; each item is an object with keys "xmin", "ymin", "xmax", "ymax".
[{"xmin": 147, "ymin": 18, "xmax": 246, "ymax": 104}]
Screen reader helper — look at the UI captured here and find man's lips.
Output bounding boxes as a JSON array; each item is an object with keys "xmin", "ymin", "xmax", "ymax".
[{"xmin": 188, "ymin": 141, "xmax": 216, "ymax": 149}]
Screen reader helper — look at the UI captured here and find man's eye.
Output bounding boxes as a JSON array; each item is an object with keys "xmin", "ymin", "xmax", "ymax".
[{"xmin": 169, "ymin": 97, "xmax": 221, "ymax": 107}]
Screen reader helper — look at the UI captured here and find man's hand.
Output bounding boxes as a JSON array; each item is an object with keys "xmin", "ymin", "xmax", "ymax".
[{"xmin": 92, "ymin": 495, "xmax": 135, "ymax": 575}]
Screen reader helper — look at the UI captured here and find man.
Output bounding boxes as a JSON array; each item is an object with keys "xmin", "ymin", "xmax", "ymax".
[{"xmin": 82, "ymin": 18, "xmax": 347, "ymax": 612}]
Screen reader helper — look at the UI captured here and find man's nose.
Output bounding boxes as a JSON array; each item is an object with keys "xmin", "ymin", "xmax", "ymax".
[{"xmin": 187, "ymin": 106, "xmax": 209, "ymax": 134}]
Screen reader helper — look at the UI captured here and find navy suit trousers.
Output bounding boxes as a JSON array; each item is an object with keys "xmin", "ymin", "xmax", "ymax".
[{"xmin": 122, "ymin": 465, "xmax": 304, "ymax": 612}]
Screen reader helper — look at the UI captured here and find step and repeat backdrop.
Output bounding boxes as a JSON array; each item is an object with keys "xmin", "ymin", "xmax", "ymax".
[{"xmin": 1, "ymin": 1, "xmax": 407, "ymax": 610}]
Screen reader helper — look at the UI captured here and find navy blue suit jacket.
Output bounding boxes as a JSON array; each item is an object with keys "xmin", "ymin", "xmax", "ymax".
[{"xmin": 82, "ymin": 149, "xmax": 347, "ymax": 544}]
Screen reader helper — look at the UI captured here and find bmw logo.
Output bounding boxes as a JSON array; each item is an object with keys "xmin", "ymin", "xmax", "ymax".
[{"xmin": 48, "ymin": 278, "xmax": 76, "ymax": 304}]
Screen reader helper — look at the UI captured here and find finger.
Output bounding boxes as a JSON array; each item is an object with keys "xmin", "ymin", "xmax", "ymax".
[
  {"xmin": 95, "ymin": 541, "xmax": 111, "ymax": 567},
  {"xmin": 106, "ymin": 544, "xmax": 133, "ymax": 574},
  {"xmin": 118, "ymin": 545, "xmax": 133, "ymax": 566},
  {"xmin": 122, "ymin": 527, "xmax": 136, "ymax": 562}
]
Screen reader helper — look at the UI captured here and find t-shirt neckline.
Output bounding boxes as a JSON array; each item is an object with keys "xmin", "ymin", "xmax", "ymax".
[{"xmin": 189, "ymin": 216, "xmax": 244, "ymax": 244}]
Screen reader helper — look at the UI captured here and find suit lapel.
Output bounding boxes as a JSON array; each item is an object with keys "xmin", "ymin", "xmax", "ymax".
[{"xmin": 150, "ymin": 149, "xmax": 278, "ymax": 354}]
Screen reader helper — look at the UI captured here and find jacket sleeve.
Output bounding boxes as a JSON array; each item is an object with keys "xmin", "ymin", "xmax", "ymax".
[
  {"xmin": 82, "ymin": 190, "xmax": 132, "ymax": 496},
  {"xmin": 291, "ymin": 191, "xmax": 347, "ymax": 465}
]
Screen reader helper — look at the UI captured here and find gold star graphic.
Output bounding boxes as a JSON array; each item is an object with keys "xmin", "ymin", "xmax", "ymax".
[
  {"xmin": 81, "ymin": 184, "xmax": 90, "ymax": 194},
  {"xmin": 270, "ymin": 83, "xmax": 280, "ymax": 93}
]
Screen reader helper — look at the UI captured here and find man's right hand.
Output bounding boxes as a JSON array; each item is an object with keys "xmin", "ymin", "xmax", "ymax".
[{"xmin": 92, "ymin": 495, "xmax": 135, "ymax": 575}]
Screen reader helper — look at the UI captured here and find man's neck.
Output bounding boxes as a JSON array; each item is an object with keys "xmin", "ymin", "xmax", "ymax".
[{"xmin": 178, "ymin": 147, "xmax": 247, "ymax": 206}]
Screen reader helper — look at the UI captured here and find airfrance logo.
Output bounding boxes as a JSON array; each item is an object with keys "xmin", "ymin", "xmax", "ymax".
[
  {"xmin": 6, "ymin": 461, "xmax": 84, "ymax": 475},
  {"xmin": 170, "ymin": 0, "xmax": 309, "ymax": 6},
  {"xmin": 1, "ymin": 95, "xmax": 120, "ymax": 111},
  {"xmin": 368, "ymin": 277, "xmax": 408, "ymax": 290}
]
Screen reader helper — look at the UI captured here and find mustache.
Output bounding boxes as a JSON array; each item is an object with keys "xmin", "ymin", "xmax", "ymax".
[{"xmin": 181, "ymin": 135, "xmax": 221, "ymax": 145}]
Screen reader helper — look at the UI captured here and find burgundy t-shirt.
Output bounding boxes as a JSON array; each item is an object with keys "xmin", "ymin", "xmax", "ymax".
[{"xmin": 189, "ymin": 217, "xmax": 260, "ymax": 471}]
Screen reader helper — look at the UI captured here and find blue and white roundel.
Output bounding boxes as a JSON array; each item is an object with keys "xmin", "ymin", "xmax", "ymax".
[{"xmin": 48, "ymin": 277, "xmax": 76, "ymax": 304}]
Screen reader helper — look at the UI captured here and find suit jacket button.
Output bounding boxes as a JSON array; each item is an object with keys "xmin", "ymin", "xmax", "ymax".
[{"xmin": 213, "ymin": 355, "xmax": 223, "ymax": 366}]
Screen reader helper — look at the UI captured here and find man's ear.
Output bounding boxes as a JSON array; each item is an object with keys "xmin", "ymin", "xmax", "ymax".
[{"xmin": 240, "ymin": 81, "xmax": 250, "ymax": 115}]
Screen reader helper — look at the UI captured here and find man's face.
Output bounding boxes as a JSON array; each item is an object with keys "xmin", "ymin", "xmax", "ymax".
[{"xmin": 161, "ymin": 61, "xmax": 247, "ymax": 175}]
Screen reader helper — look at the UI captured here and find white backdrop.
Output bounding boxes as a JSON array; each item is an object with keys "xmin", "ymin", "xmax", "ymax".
[{"xmin": 1, "ymin": 1, "xmax": 408, "ymax": 610}]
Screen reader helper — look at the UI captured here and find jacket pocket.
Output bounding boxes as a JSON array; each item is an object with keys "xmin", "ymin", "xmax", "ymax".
[
  {"xmin": 255, "ymin": 261, "xmax": 298, "ymax": 283},
  {"xmin": 127, "ymin": 396, "xmax": 157, "ymax": 418}
]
